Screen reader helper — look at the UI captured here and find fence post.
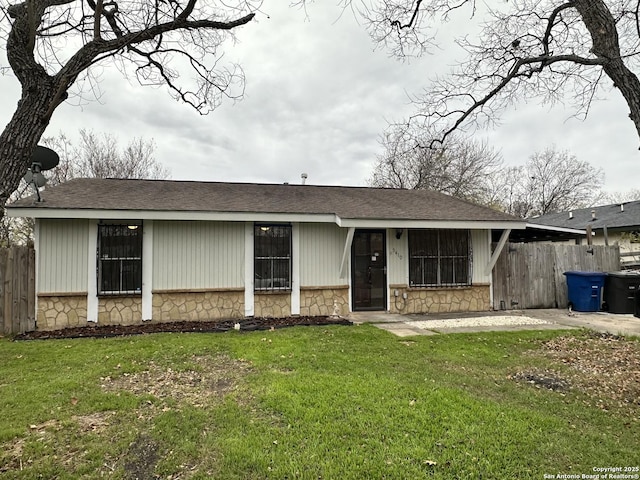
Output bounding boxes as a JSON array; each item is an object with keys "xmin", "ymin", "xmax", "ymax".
[
  {"xmin": 15, "ymin": 247, "xmax": 28, "ymax": 333},
  {"xmin": 0, "ymin": 249, "xmax": 6, "ymax": 334},
  {"xmin": 4, "ymin": 248, "xmax": 14, "ymax": 336},
  {"xmin": 27, "ymin": 248, "xmax": 36, "ymax": 332}
]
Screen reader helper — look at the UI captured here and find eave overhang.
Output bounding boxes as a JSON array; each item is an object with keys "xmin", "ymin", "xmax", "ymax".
[
  {"xmin": 7, "ymin": 206, "xmax": 527, "ymax": 230},
  {"xmin": 524, "ymin": 223, "xmax": 588, "ymax": 236}
]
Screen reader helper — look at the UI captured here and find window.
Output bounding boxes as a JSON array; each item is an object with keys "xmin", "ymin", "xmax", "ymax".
[
  {"xmin": 98, "ymin": 223, "xmax": 142, "ymax": 295},
  {"xmin": 408, "ymin": 229, "xmax": 471, "ymax": 287},
  {"xmin": 254, "ymin": 224, "xmax": 291, "ymax": 291}
]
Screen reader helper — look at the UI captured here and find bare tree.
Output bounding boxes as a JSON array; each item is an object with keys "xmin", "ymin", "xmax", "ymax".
[
  {"xmin": 604, "ymin": 188, "xmax": 640, "ymax": 204},
  {"xmin": 490, "ymin": 147, "xmax": 605, "ymax": 218},
  {"xmin": 369, "ymin": 127, "xmax": 503, "ymax": 204},
  {"xmin": 1, "ymin": 130, "xmax": 169, "ymax": 245},
  {"xmin": 0, "ymin": 181, "xmax": 32, "ymax": 247},
  {"xmin": 356, "ymin": 1, "xmax": 640, "ymax": 147},
  {"xmin": 0, "ymin": 0, "xmax": 257, "ymax": 220},
  {"xmin": 70, "ymin": 129, "xmax": 169, "ymax": 179}
]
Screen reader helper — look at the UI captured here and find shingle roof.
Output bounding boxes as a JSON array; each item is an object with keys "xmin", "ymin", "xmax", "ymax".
[
  {"xmin": 528, "ymin": 201, "xmax": 640, "ymax": 231},
  {"xmin": 8, "ymin": 178, "xmax": 521, "ymax": 223}
]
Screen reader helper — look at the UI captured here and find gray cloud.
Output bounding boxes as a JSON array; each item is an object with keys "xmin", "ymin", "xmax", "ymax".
[{"xmin": 1, "ymin": 2, "xmax": 639, "ymax": 194}]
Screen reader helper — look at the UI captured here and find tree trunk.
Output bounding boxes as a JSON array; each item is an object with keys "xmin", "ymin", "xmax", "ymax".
[
  {"xmin": 0, "ymin": 81, "xmax": 60, "ymax": 218},
  {"xmin": 573, "ymin": 0, "xmax": 640, "ymax": 145},
  {"xmin": 1, "ymin": 0, "xmax": 65, "ymax": 220}
]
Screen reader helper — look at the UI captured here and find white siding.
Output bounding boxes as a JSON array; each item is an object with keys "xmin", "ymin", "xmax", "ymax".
[
  {"xmin": 471, "ymin": 229, "xmax": 491, "ymax": 284},
  {"xmin": 153, "ymin": 221, "xmax": 244, "ymax": 290},
  {"xmin": 38, "ymin": 218, "xmax": 89, "ymax": 293},
  {"xmin": 300, "ymin": 223, "xmax": 348, "ymax": 286},
  {"xmin": 387, "ymin": 228, "xmax": 408, "ymax": 285}
]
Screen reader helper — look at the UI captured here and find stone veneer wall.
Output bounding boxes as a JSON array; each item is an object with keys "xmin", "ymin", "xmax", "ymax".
[
  {"xmin": 98, "ymin": 296, "xmax": 142, "ymax": 325},
  {"xmin": 254, "ymin": 292, "xmax": 291, "ymax": 318},
  {"xmin": 152, "ymin": 290, "xmax": 244, "ymax": 321},
  {"xmin": 299, "ymin": 287, "xmax": 349, "ymax": 316},
  {"xmin": 389, "ymin": 284, "xmax": 491, "ymax": 314},
  {"xmin": 37, "ymin": 295, "xmax": 88, "ymax": 331}
]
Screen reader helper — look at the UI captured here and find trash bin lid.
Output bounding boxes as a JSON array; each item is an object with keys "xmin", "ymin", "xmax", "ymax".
[
  {"xmin": 606, "ymin": 270, "xmax": 640, "ymax": 278},
  {"xmin": 563, "ymin": 271, "xmax": 607, "ymax": 277}
]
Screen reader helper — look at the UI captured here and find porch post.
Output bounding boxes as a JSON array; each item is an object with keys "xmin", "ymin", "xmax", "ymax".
[
  {"xmin": 33, "ymin": 219, "xmax": 40, "ymax": 324},
  {"xmin": 339, "ymin": 227, "xmax": 355, "ymax": 279},
  {"xmin": 484, "ymin": 229, "xmax": 511, "ymax": 277},
  {"xmin": 244, "ymin": 222, "xmax": 254, "ymax": 317},
  {"xmin": 291, "ymin": 223, "xmax": 300, "ymax": 315},
  {"xmin": 87, "ymin": 220, "xmax": 98, "ymax": 323},
  {"xmin": 142, "ymin": 220, "xmax": 153, "ymax": 320}
]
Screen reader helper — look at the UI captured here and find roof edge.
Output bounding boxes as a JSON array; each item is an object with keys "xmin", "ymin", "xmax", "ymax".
[
  {"xmin": 525, "ymin": 223, "xmax": 588, "ymax": 235},
  {"xmin": 8, "ymin": 207, "xmax": 527, "ymax": 229}
]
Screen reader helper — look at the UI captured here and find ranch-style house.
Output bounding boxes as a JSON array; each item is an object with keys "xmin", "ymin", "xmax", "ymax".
[{"xmin": 7, "ymin": 178, "xmax": 526, "ymax": 330}]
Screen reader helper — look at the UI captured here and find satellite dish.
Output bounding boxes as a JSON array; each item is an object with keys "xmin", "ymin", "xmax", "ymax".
[
  {"xmin": 23, "ymin": 145, "xmax": 58, "ymax": 202},
  {"xmin": 23, "ymin": 170, "xmax": 47, "ymax": 188},
  {"xmin": 31, "ymin": 145, "xmax": 59, "ymax": 171}
]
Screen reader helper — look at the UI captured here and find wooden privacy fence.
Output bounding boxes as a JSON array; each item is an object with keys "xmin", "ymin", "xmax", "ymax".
[
  {"xmin": 492, "ymin": 243, "xmax": 621, "ymax": 310},
  {"xmin": 0, "ymin": 246, "xmax": 36, "ymax": 335}
]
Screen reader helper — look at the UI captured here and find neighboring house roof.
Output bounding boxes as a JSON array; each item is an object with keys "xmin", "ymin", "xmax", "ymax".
[
  {"xmin": 7, "ymin": 178, "xmax": 525, "ymax": 228},
  {"xmin": 528, "ymin": 201, "xmax": 640, "ymax": 232}
]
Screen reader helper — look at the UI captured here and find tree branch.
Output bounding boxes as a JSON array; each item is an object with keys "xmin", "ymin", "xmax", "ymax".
[
  {"xmin": 93, "ymin": 0, "xmax": 103, "ymax": 39},
  {"xmin": 177, "ymin": 0, "xmax": 197, "ymax": 21},
  {"xmin": 390, "ymin": 0, "xmax": 422, "ymax": 30},
  {"xmin": 431, "ymin": 52, "xmax": 607, "ymax": 147},
  {"xmin": 56, "ymin": 12, "xmax": 255, "ymax": 93},
  {"xmin": 542, "ymin": 3, "xmax": 574, "ymax": 57}
]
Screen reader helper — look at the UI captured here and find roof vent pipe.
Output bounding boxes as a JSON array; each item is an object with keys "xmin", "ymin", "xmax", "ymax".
[
  {"xmin": 591, "ymin": 210, "xmax": 596, "ymax": 220},
  {"xmin": 621, "ymin": 203, "xmax": 625, "ymax": 212},
  {"xmin": 301, "ymin": 173, "xmax": 308, "ymax": 185},
  {"xmin": 569, "ymin": 211, "xmax": 573, "ymax": 219}
]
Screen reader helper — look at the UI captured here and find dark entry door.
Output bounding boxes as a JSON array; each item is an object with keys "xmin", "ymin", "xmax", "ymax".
[{"xmin": 352, "ymin": 230, "xmax": 387, "ymax": 311}]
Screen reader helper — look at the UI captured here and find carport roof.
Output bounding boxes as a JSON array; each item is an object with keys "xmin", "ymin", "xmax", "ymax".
[{"xmin": 528, "ymin": 201, "xmax": 640, "ymax": 231}]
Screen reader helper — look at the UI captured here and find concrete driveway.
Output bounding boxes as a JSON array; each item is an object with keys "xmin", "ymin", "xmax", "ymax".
[{"xmin": 347, "ymin": 309, "xmax": 640, "ymax": 337}]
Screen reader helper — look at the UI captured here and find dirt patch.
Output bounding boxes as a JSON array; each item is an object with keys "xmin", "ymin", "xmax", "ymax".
[
  {"xmin": 0, "ymin": 438, "xmax": 26, "ymax": 473},
  {"xmin": 123, "ymin": 434, "xmax": 159, "ymax": 480},
  {"xmin": 73, "ymin": 411, "xmax": 114, "ymax": 433},
  {"xmin": 512, "ymin": 332, "xmax": 640, "ymax": 413},
  {"xmin": 102, "ymin": 354, "xmax": 252, "ymax": 406},
  {"xmin": 15, "ymin": 316, "xmax": 352, "ymax": 340},
  {"xmin": 512, "ymin": 371, "xmax": 570, "ymax": 392}
]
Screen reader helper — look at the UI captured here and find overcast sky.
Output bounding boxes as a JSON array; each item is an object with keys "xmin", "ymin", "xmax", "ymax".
[{"xmin": 1, "ymin": 2, "xmax": 639, "ymax": 195}]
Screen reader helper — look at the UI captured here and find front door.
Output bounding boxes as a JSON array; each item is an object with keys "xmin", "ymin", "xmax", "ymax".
[{"xmin": 352, "ymin": 230, "xmax": 387, "ymax": 311}]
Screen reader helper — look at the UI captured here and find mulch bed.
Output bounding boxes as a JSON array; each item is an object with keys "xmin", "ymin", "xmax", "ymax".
[{"xmin": 14, "ymin": 316, "xmax": 352, "ymax": 340}]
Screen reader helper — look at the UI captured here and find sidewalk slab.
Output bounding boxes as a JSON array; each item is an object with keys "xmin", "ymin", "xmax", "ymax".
[
  {"xmin": 375, "ymin": 323, "xmax": 438, "ymax": 337},
  {"xmin": 348, "ymin": 309, "xmax": 640, "ymax": 337}
]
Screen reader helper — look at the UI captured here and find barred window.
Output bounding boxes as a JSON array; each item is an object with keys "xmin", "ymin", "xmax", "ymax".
[
  {"xmin": 254, "ymin": 224, "xmax": 291, "ymax": 291},
  {"xmin": 98, "ymin": 223, "xmax": 142, "ymax": 295},
  {"xmin": 409, "ymin": 229, "xmax": 471, "ymax": 287}
]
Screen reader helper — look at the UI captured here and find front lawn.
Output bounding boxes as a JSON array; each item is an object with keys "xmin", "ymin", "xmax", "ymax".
[{"xmin": 0, "ymin": 325, "xmax": 638, "ymax": 479}]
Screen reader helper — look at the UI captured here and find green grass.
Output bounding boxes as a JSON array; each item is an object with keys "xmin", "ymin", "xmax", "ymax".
[{"xmin": 0, "ymin": 325, "xmax": 638, "ymax": 479}]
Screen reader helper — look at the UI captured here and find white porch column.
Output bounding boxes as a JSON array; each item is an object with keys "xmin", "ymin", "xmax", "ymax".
[
  {"xmin": 484, "ymin": 228, "xmax": 511, "ymax": 277},
  {"xmin": 142, "ymin": 220, "xmax": 153, "ymax": 320},
  {"xmin": 291, "ymin": 222, "xmax": 300, "ymax": 315},
  {"xmin": 488, "ymin": 229, "xmax": 494, "ymax": 308},
  {"xmin": 33, "ymin": 219, "xmax": 40, "ymax": 323},
  {"xmin": 87, "ymin": 220, "xmax": 98, "ymax": 323},
  {"xmin": 339, "ymin": 227, "xmax": 355, "ymax": 279},
  {"xmin": 244, "ymin": 222, "xmax": 254, "ymax": 317}
]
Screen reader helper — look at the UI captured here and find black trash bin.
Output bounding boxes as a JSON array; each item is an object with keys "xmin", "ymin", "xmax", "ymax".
[
  {"xmin": 604, "ymin": 271, "xmax": 640, "ymax": 314},
  {"xmin": 635, "ymin": 289, "xmax": 640, "ymax": 319}
]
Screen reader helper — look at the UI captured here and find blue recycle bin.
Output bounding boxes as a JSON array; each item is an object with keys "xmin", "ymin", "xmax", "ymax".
[{"xmin": 563, "ymin": 271, "xmax": 607, "ymax": 312}]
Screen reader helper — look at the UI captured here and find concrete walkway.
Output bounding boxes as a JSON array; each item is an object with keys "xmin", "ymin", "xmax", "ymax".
[{"xmin": 347, "ymin": 309, "xmax": 640, "ymax": 337}]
